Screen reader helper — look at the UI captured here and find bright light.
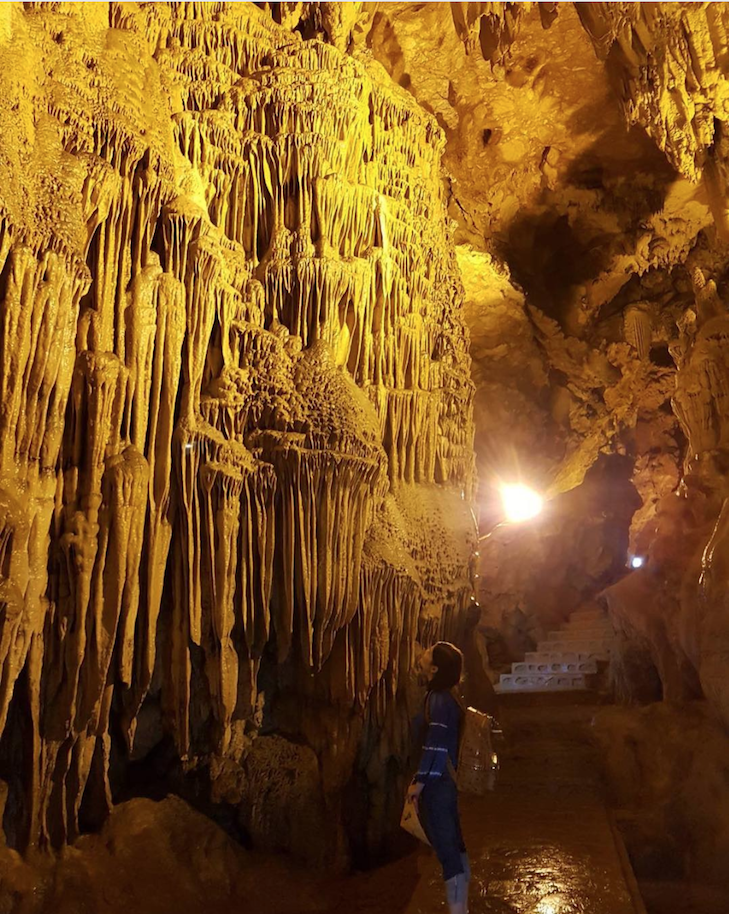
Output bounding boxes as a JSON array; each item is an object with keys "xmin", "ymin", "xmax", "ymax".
[
  {"xmin": 630, "ymin": 555, "xmax": 644, "ymax": 569},
  {"xmin": 536, "ymin": 899, "xmax": 560, "ymax": 914},
  {"xmin": 499, "ymin": 484, "xmax": 543, "ymax": 523}
]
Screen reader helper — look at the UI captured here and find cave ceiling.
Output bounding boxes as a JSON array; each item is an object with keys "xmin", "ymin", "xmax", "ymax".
[{"xmin": 342, "ymin": 2, "xmax": 726, "ymax": 522}]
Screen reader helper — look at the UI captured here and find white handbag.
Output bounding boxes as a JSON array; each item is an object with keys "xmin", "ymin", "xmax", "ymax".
[{"xmin": 399, "ymin": 794, "xmax": 430, "ymax": 845}]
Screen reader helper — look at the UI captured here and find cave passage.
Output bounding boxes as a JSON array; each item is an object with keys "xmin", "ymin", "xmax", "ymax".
[{"xmin": 3, "ymin": 4, "xmax": 729, "ymax": 914}]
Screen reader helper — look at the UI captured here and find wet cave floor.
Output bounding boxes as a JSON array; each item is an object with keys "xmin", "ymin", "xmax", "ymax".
[
  {"xmin": 250, "ymin": 693, "xmax": 727, "ymax": 914},
  {"xmin": 37, "ymin": 693, "xmax": 729, "ymax": 914}
]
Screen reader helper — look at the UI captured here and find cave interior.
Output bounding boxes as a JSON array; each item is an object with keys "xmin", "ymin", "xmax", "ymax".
[{"xmin": 1, "ymin": 2, "xmax": 729, "ymax": 913}]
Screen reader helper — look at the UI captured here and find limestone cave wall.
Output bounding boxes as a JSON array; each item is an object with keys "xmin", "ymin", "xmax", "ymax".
[
  {"xmin": 0, "ymin": 2, "xmax": 476, "ymax": 863},
  {"xmin": 568, "ymin": 4, "xmax": 729, "ymax": 731},
  {"xmin": 601, "ymin": 269, "xmax": 729, "ymax": 714},
  {"xmin": 9, "ymin": 0, "xmax": 729, "ymax": 889},
  {"xmin": 347, "ymin": 2, "xmax": 729, "ymax": 734}
]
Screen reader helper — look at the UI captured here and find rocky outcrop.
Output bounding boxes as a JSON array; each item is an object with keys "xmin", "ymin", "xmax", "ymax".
[
  {"xmin": 593, "ymin": 702, "xmax": 729, "ymax": 889},
  {"xmin": 350, "ymin": 3, "xmax": 708, "ymax": 595},
  {"xmin": 0, "ymin": 793, "xmax": 330, "ymax": 914},
  {"xmin": 578, "ymin": 3, "xmax": 729, "ymax": 236},
  {"xmin": 353, "ymin": 3, "xmax": 712, "ymax": 335},
  {"xmin": 0, "ymin": 2, "xmax": 475, "ymax": 863},
  {"xmin": 601, "ymin": 269, "xmax": 729, "ymax": 717}
]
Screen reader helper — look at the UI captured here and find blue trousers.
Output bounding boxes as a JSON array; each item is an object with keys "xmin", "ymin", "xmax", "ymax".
[{"xmin": 419, "ymin": 775, "xmax": 466, "ymax": 881}]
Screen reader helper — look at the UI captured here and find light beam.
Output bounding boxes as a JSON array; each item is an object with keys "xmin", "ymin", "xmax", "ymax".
[{"xmin": 499, "ymin": 483, "xmax": 543, "ymax": 523}]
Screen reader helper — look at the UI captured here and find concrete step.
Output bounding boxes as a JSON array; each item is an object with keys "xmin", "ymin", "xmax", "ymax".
[
  {"xmin": 548, "ymin": 628, "xmax": 616, "ymax": 642},
  {"xmin": 563, "ymin": 623, "xmax": 615, "ymax": 637},
  {"xmin": 564, "ymin": 617, "xmax": 614, "ymax": 630},
  {"xmin": 569, "ymin": 608, "xmax": 606, "ymax": 623},
  {"xmin": 496, "ymin": 671, "xmax": 590, "ymax": 692},
  {"xmin": 539, "ymin": 639, "xmax": 613, "ymax": 658},
  {"xmin": 512, "ymin": 659, "xmax": 598, "ymax": 675},
  {"xmin": 525, "ymin": 650, "xmax": 602, "ymax": 664},
  {"xmin": 560, "ymin": 628, "xmax": 616, "ymax": 641}
]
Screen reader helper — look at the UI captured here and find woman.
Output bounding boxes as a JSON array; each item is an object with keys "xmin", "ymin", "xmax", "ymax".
[{"xmin": 408, "ymin": 641, "xmax": 470, "ymax": 914}]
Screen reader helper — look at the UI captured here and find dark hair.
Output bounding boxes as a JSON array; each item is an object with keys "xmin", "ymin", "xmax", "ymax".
[{"xmin": 429, "ymin": 641, "xmax": 463, "ymax": 692}]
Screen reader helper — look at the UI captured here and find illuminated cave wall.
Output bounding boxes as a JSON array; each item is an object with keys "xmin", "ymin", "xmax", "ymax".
[{"xmin": 0, "ymin": 2, "xmax": 475, "ymax": 860}]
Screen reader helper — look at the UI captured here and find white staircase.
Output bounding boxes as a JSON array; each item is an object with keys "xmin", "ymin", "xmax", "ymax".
[{"xmin": 495, "ymin": 607, "xmax": 616, "ymax": 693}]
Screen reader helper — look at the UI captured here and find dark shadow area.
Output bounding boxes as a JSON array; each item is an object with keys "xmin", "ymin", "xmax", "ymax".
[
  {"xmin": 498, "ymin": 207, "xmax": 613, "ymax": 324},
  {"xmin": 0, "ymin": 664, "xmax": 31, "ymax": 850},
  {"xmin": 113, "ymin": 730, "xmax": 251, "ymax": 848},
  {"xmin": 496, "ymin": 126, "xmax": 677, "ymax": 330}
]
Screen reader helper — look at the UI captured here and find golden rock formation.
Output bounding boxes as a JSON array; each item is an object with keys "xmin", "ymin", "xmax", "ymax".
[
  {"xmin": 600, "ymin": 266, "xmax": 729, "ymax": 720},
  {"xmin": 0, "ymin": 2, "xmax": 475, "ymax": 857},
  {"xmin": 8, "ymin": 1, "xmax": 729, "ymax": 894},
  {"xmin": 578, "ymin": 5, "xmax": 729, "ymax": 183}
]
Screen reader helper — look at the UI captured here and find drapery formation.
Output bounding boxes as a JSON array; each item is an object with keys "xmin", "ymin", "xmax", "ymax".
[{"xmin": 0, "ymin": 2, "xmax": 475, "ymax": 855}]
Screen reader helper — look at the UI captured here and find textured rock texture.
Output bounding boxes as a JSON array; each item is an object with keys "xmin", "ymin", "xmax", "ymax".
[
  {"xmin": 0, "ymin": 793, "xmax": 338, "ymax": 914},
  {"xmin": 7, "ymin": 0, "xmax": 729, "ymax": 899},
  {"xmin": 349, "ymin": 2, "xmax": 729, "ymax": 717},
  {"xmin": 593, "ymin": 703, "xmax": 729, "ymax": 889},
  {"xmin": 351, "ymin": 2, "xmax": 708, "ymax": 544},
  {"xmin": 0, "ymin": 1, "xmax": 476, "ymax": 864},
  {"xmin": 600, "ymin": 267, "xmax": 729, "ymax": 720}
]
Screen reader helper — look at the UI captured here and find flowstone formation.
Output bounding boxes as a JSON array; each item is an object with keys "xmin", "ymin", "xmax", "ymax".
[
  {"xmin": 601, "ymin": 269, "xmax": 729, "ymax": 709},
  {"xmin": 554, "ymin": 2, "xmax": 729, "ymax": 725},
  {"xmin": 0, "ymin": 2, "xmax": 475, "ymax": 863}
]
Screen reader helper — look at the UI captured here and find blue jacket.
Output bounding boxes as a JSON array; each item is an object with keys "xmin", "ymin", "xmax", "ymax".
[{"xmin": 414, "ymin": 690, "xmax": 461, "ymax": 783}]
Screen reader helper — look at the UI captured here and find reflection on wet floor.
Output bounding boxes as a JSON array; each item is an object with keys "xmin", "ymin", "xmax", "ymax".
[
  {"xmin": 382, "ymin": 784, "xmax": 638, "ymax": 913},
  {"xmin": 255, "ymin": 696, "xmax": 645, "ymax": 914},
  {"xmin": 252, "ymin": 694, "xmax": 729, "ymax": 913},
  {"xmin": 383, "ymin": 697, "xmax": 639, "ymax": 913}
]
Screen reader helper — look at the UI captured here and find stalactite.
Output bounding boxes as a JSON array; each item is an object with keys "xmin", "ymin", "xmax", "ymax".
[
  {"xmin": 171, "ymin": 421, "xmax": 276, "ymax": 755},
  {"xmin": 0, "ymin": 2, "xmax": 475, "ymax": 858},
  {"xmin": 578, "ymin": 3, "xmax": 729, "ymax": 223},
  {"xmin": 670, "ymin": 270, "xmax": 729, "ymax": 462},
  {"xmin": 623, "ymin": 304, "xmax": 653, "ymax": 361}
]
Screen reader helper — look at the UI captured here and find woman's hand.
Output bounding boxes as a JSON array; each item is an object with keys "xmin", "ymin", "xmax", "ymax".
[{"xmin": 407, "ymin": 780, "xmax": 424, "ymax": 811}]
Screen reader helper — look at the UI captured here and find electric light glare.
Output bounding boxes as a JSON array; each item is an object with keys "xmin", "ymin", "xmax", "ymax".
[
  {"xmin": 630, "ymin": 556, "xmax": 644, "ymax": 569},
  {"xmin": 499, "ymin": 484, "xmax": 543, "ymax": 523},
  {"xmin": 536, "ymin": 901, "xmax": 560, "ymax": 914}
]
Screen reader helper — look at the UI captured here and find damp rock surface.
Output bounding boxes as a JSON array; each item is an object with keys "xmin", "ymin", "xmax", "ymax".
[{"xmin": 0, "ymin": 1, "xmax": 475, "ymax": 862}]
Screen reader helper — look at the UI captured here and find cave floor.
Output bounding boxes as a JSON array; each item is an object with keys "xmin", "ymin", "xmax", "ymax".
[
  {"xmin": 256, "ymin": 692, "xmax": 646, "ymax": 914},
  {"xmin": 36, "ymin": 691, "xmax": 728, "ymax": 914},
  {"xmin": 31, "ymin": 694, "xmax": 728, "ymax": 914}
]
